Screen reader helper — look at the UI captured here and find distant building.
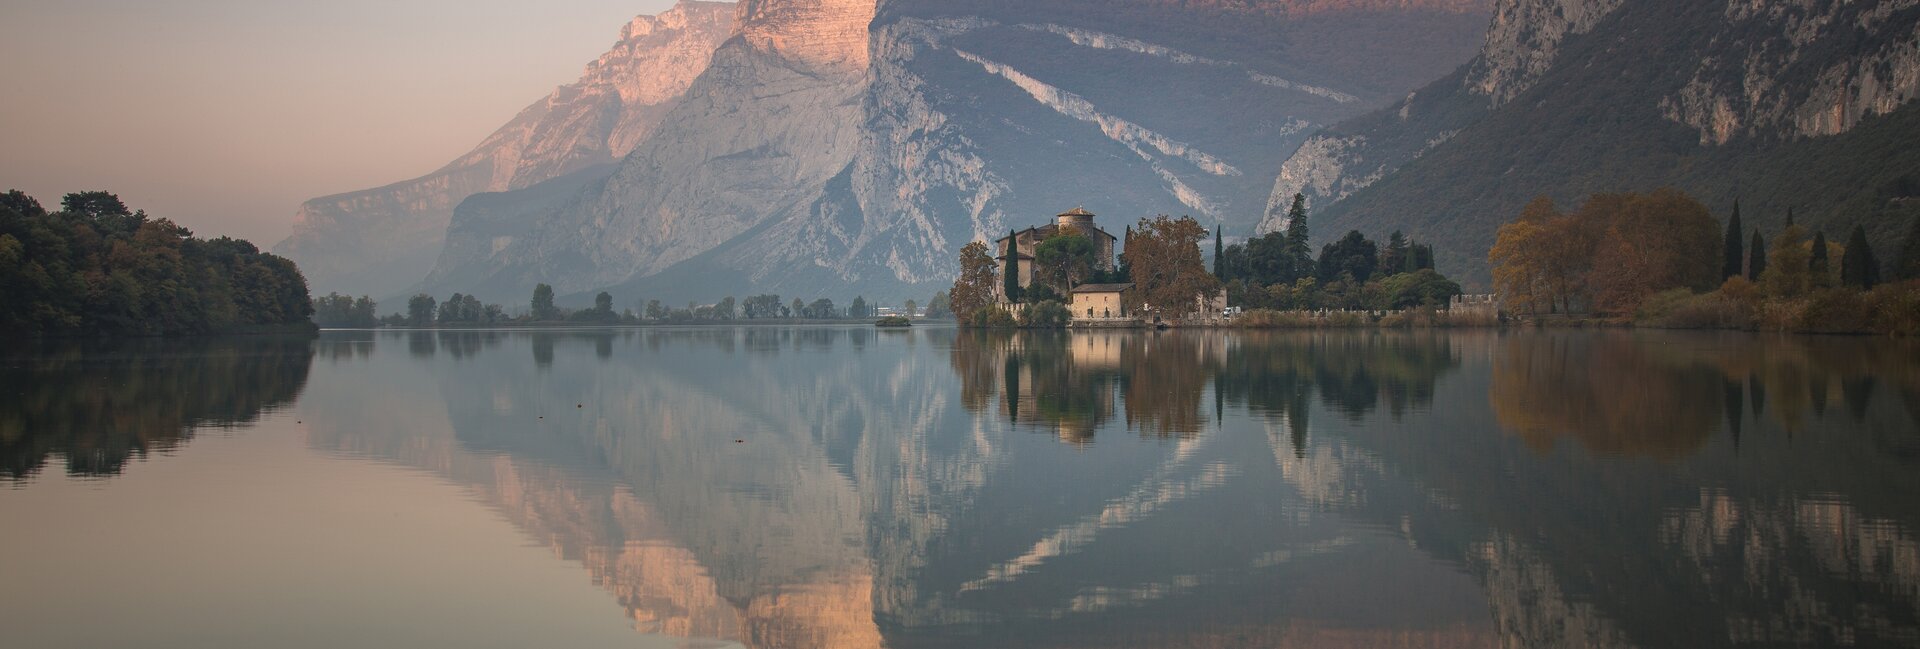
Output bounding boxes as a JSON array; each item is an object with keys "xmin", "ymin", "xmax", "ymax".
[
  {"xmin": 995, "ymin": 207, "xmax": 1118, "ymax": 303},
  {"xmin": 1070, "ymin": 283, "xmax": 1134, "ymax": 323}
]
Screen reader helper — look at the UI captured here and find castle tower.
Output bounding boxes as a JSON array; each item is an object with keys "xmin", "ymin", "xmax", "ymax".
[{"xmin": 1057, "ymin": 206, "xmax": 1096, "ymax": 233}]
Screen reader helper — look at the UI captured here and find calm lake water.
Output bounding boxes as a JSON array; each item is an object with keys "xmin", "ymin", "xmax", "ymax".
[{"xmin": 3, "ymin": 327, "xmax": 1918, "ymax": 648}]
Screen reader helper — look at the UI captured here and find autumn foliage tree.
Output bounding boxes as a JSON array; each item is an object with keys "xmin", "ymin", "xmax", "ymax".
[
  {"xmin": 1123, "ymin": 215, "xmax": 1220, "ymax": 320},
  {"xmin": 950, "ymin": 241, "xmax": 997, "ymax": 322},
  {"xmin": 1588, "ymin": 190, "xmax": 1721, "ymax": 315},
  {"xmin": 1491, "ymin": 190, "xmax": 1718, "ymax": 316}
]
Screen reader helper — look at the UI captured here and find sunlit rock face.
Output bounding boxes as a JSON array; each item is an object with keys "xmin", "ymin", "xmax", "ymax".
[
  {"xmin": 428, "ymin": 0, "xmax": 1494, "ymax": 304},
  {"xmin": 272, "ymin": 0, "xmax": 736, "ymax": 299}
]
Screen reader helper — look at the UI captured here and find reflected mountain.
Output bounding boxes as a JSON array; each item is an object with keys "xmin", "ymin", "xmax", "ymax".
[
  {"xmin": 286, "ymin": 328, "xmax": 1920, "ymax": 648},
  {"xmin": 0, "ymin": 336, "xmax": 314, "ymax": 480}
]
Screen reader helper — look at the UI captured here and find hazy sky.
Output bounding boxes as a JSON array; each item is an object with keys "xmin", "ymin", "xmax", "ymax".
[{"xmin": 0, "ymin": 0, "xmax": 687, "ymax": 245}]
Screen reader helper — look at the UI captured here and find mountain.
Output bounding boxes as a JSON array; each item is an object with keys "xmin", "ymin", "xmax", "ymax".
[
  {"xmin": 272, "ymin": 1, "xmax": 737, "ymax": 299},
  {"xmin": 1266, "ymin": 0, "xmax": 1920, "ymax": 285},
  {"xmin": 418, "ymin": 0, "xmax": 1494, "ymax": 305}
]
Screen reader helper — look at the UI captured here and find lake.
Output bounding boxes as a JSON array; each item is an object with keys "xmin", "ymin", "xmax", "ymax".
[{"xmin": 3, "ymin": 327, "xmax": 1917, "ymax": 648}]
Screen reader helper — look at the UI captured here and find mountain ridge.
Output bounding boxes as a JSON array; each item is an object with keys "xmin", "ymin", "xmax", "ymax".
[{"xmin": 272, "ymin": 0, "xmax": 737, "ymax": 299}]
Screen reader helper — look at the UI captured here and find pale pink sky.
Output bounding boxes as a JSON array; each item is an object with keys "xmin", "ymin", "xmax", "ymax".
[{"xmin": 0, "ymin": 0, "xmax": 688, "ymax": 245}]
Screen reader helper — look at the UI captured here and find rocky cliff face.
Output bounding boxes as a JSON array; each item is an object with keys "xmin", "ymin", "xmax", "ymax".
[
  {"xmin": 1264, "ymin": 0, "xmax": 1920, "ymax": 284},
  {"xmin": 1260, "ymin": 0, "xmax": 1623, "ymax": 233},
  {"xmin": 272, "ymin": 0, "xmax": 735, "ymax": 299},
  {"xmin": 422, "ymin": 0, "xmax": 1494, "ymax": 304}
]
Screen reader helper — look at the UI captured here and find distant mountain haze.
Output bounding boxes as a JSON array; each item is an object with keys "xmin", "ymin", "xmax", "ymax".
[
  {"xmin": 0, "ymin": 0, "xmax": 686, "ymax": 248},
  {"xmin": 274, "ymin": 0, "xmax": 738, "ymax": 300},
  {"xmin": 401, "ymin": 0, "xmax": 1494, "ymax": 305}
]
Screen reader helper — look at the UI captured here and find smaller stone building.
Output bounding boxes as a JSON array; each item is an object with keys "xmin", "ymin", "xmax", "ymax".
[{"xmin": 1070, "ymin": 283, "xmax": 1134, "ymax": 323}]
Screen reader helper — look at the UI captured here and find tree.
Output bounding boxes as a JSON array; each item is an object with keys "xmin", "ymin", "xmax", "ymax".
[
  {"xmin": 1123, "ymin": 215, "xmax": 1220, "ymax": 320},
  {"xmin": 1002, "ymin": 230, "xmax": 1023, "ymax": 303},
  {"xmin": 1748, "ymin": 229, "xmax": 1767, "ymax": 281},
  {"xmin": 927, "ymin": 291, "xmax": 952, "ymax": 319},
  {"xmin": 715, "ymin": 296, "xmax": 736, "ymax": 320},
  {"xmin": 1490, "ymin": 197, "xmax": 1591, "ymax": 315},
  {"xmin": 1212, "ymin": 226, "xmax": 1224, "ymax": 278},
  {"xmin": 1808, "ymin": 231, "xmax": 1832, "ymax": 288},
  {"xmin": 951, "ymin": 241, "xmax": 997, "ymax": 321},
  {"xmin": 407, "ymin": 294, "xmax": 437, "ymax": 327},
  {"xmin": 1282, "ymin": 193, "xmax": 1313, "ymax": 282},
  {"xmin": 904, "ymin": 299, "xmax": 918, "ymax": 317},
  {"xmin": 1032, "ymin": 233, "xmax": 1098, "ymax": 293},
  {"xmin": 790, "ymin": 298, "xmax": 805, "ymax": 319},
  {"xmin": 1722, "ymin": 201, "xmax": 1744, "ymax": 280},
  {"xmin": 1490, "ymin": 203, "xmax": 1550, "ymax": 315},
  {"xmin": 807, "ymin": 298, "xmax": 836, "ymax": 319},
  {"xmin": 1382, "ymin": 230, "xmax": 1409, "ymax": 275},
  {"xmin": 742, "ymin": 294, "xmax": 780, "ymax": 319},
  {"xmin": 646, "ymin": 299, "xmax": 666, "ymax": 320},
  {"xmin": 1589, "ymin": 189, "xmax": 1720, "ymax": 315},
  {"xmin": 1760, "ymin": 223, "xmax": 1811, "ymax": 298},
  {"xmin": 531, "ymin": 284, "xmax": 559, "ymax": 321},
  {"xmin": 1841, "ymin": 225, "xmax": 1880, "ymax": 289},
  {"xmin": 1376, "ymin": 269, "xmax": 1463, "ymax": 309},
  {"xmin": 1316, "ymin": 230, "xmax": 1379, "ymax": 284},
  {"xmin": 849, "ymin": 296, "xmax": 869, "ymax": 319}
]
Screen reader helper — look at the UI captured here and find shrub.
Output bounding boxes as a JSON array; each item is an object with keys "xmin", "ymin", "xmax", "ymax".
[
  {"xmin": 1793, "ymin": 289, "xmax": 1873, "ymax": 334},
  {"xmin": 1633, "ymin": 288, "xmax": 1697, "ymax": 324},
  {"xmin": 968, "ymin": 306, "xmax": 1017, "ymax": 328},
  {"xmin": 1867, "ymin": 281, "xmax": 1920, "ymax": 335},
  {"xmin": 1018, "ymin": 301, "xmax": 1071, "ymax": 328}
]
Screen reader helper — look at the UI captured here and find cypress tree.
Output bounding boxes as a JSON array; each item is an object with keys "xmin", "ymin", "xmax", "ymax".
[
  {"xmin": 1722, "ymin": 201, "xmax": 1744, "ymax": 280},
  {"xmin": 1283, "ymin": 193, "xmax": 1311, "ymax": 282},
  {"xmin": 1784, "ymin": 206, "xmax": 1795, "ymax": 228},
  {"xmin": 1003, "ymin": 230, "xmax": 1021, "ymax": 303},
  {"xmin": 1841, "ymin": 225, "xmax": 1879, "ymax": 289},
  {"xmin": 1748, "ymin": 229, "xmax": 1767, "ymax": 281},
  {"xmin": 1809, "ymin": 230, "xmax": 1830, "ymax": 287},
  {"xmin": 1213, "ymin": 225, "xmax": 1224, "ymax": 279}
]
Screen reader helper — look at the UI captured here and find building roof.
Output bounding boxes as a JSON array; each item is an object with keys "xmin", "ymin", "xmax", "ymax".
[
  {"xmin": 1059, "ymin": 206, "xmax": 1095, "ymax": 217},
  {"xmin": 1071, "ymin": 283, "xmax": 1134, "ymax": 293}
]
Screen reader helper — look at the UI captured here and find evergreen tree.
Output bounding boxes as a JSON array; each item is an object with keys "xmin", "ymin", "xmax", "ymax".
[
  {"xmin": 1282, "ymin": 193, "xmax": 1312, "ymax": 280},
  {"xmin": 850, "ymin": 296, "xmax": 868, "ymax": 319},
  {"xmin": 1809, "ymin": 230, "xmax": 1831, "ymax": 287},
  {"xmin": 530, "ymin": 284, "xmax": 558, "ymax": 321},
  {"xmin": 1213, "ymin": 226, "xmax": 1224, "ymax": 279},
  {"xmin": 1784, "ymin": 206, "xmax": 1795, "ymax": 228},
  {"xmin": 1383, "ymin": 230, "xmax": 1409, "ymax": 275},
  {"xmin": 1841, "ymin": 225, "xmax": 1880, "ymax": 289},
  {"xmin": 1002, "ymin": 230, "xmax": 1022, "ymax": 303},
  {"xmin": 1722, "ymin": 201, "xmax": 1744, "ymax": 280},
  {"xmin": 407, "ymin": 294, "xmax": 437, "ymax": 327},
  {"xmin": 1748, "ymin": 229, "xmax": 1767, "ymax": 281}
]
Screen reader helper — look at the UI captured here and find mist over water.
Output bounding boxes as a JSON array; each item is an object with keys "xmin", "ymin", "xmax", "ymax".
[{"xmin": 2, "ymin": 328, "xmax": 1917, "ymax": 648}]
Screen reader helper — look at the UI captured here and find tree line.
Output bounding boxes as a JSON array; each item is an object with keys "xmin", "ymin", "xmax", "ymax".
[
  {"xmin": 1490, "ymin": 188, "xmax": 1920, "ymax": 334},
  {"xmin": 0, "ymin": 190, "xmax": 312, "ymax": 336},
  {"xmin": 1217, "ymin": 194, "xmax": 1461, "ymax": 312},
  {"xmin": 325, "ymin": 284, "xmax": 958, "ymax": 328}
]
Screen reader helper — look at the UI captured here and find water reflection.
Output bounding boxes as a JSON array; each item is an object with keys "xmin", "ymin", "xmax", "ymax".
[
  {"xmin": 7, "ymin": 328, "xmax": 1920, "ymax": 648},
  {"xmin": 0, "ymin": 336, "xmax": 313, "ymax": 480}
]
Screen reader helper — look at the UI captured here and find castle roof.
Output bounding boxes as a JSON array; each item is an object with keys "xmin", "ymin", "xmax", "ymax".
[
  {"xmin": 1059, "ymin": 206, "xmax": 1095, "ymax": 218},
  {"xmin": 1071, "ymin": 283, "xmax": 1134, "ymax": 294}
]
